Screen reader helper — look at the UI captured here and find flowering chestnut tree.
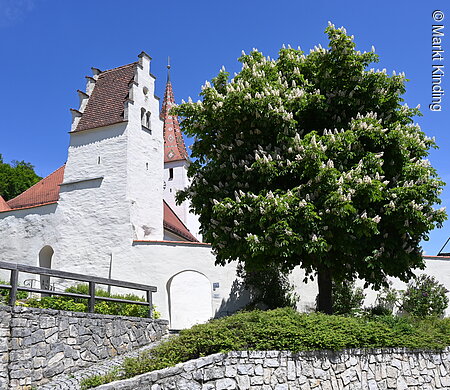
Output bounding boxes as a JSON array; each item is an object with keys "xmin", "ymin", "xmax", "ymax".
[{"xmin": 174, "ymin": 24, "xmax": 446, "ymax": 314}]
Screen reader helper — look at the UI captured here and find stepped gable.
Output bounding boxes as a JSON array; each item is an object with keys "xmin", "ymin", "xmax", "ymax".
[
  {"xmin": 0, "ymin": 195, "xmax": 10, "ymax": 211},
  {"xmin": 6, "ymin": 165, "xmax": 65, "ymax": 209},
  {"xmin": 163, "ymin": 201, "xmax": 198, "ymax": 242},
  {"xmin": 161, "ymin": 63, "xmax": 188, "ymax": 163},
  {"xmin": 74, "ymin": 63, "xmax": 138, "ymax": 132}
]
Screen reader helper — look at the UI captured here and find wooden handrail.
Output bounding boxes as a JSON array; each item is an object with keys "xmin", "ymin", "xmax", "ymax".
[{"xmin": 0, "ymin": 261, "xmax": 157, "ymax": 318}]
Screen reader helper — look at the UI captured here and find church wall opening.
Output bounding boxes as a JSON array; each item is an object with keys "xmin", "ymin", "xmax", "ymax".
[
  {"xmin": 167, "ymin": 270, "xmax": 212, "ymax": 330},
  {"xmin": 38, "ymin": 245, "xmax": 53, "ymax": 291}
]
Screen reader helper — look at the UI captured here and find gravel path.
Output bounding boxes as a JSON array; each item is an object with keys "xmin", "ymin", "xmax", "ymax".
[{"xmin": 37, "ymin": 337, "xmax": 170, "ymax": 390}]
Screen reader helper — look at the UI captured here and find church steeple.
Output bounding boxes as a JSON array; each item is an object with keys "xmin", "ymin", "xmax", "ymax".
[{"xmin": 161, "ymin": 59, "xmax": 188, "ymax": 163}]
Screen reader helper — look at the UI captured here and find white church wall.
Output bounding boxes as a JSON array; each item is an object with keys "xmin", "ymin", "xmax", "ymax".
[
  {"xmin": 163, "ymin": 160, "xmax": 201, "ymax": 240},
  {"xmin": 110, "ymin": 242, "xmax": 248, "ymax": 328},
  {"xmin": 288, "ymin": 257, "xmax": 450, "ymax": 316},
  {"xmin": 0, "ymin": 204, "xmax": 59, "ymax": 282},
  {"xmin": 163, "ymin": 160, "xmax": 189, "ymax": 221},
  {"xmin": 52, "ymin": 122, "xmax": 133, "ymax": 277},
  {"xmin": 126, "ymin": 53, "xmax": 164, "ymax": 241}
]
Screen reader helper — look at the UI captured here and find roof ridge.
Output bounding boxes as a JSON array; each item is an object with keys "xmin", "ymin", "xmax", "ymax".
[
  {"xmin": 7, "ymin": 164, "xmax": 66, "ymax": 205},
  {"xmin": 100, "ymin": 62, "xmax": 138, "ymax": 74}
]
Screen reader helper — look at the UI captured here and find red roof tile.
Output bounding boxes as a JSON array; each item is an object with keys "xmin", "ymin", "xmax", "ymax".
[
  {"xmin": 161, "ymin": 77, "xmax": 188, "ymax": 163},
  {"xmin": 163, "ymin": 200, "xmax": 198, "ymax": 242},
  {"xmin": 0, "ymin": 195, "xmax": 10, "ymax": 211},
  {"xmin": 6, "ymin": 166, "xmax": 65, "ymax": 209},
  {"xmin": 74, "ymin": 63, "xmax": 137, "ymax": 132}
]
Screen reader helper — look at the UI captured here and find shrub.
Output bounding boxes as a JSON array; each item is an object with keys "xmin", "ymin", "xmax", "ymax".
[
  {"xmin": 80, "ymin": 307, "xmax": 450, "ymax": 388},
  {"xmin": 237, "ymin": 264, "xmax": 298, "ymax": 310},
  {"xmin": 80, "ymin": 369, "xmax": 120, "ymax": 390},
  {"xmin": 25, "ymin": 296, "xmax": 86, "ymax": 312},
  {"xmin": 367, "ymin": 283, "xmax": 399, "ymax": 316},
  {"xmin": 331, "ymin": 280, "xmax": 365, "ymax": 315},
  {"xmin": 24, "ymin": 284, "xmax": 160, "ymax": 318},
  {"xmin": 401, "ymin": 274, "xmax": 449, "ymax": 317},
  {"xmin": 0, "ymin": 280, "xmax": 28, "ymax": 302}
]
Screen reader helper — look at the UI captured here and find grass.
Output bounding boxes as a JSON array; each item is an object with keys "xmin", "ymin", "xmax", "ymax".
[{"xmin": 80, "ymin": 307, "xmax": 450, "ymax": 389}]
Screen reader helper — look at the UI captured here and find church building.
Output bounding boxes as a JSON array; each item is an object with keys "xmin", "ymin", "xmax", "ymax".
[
  {"xmin": 0, "ymin": 53, "xmax": 244, "ymax": 329},
  {"xmin": 1, "ymin": 53, "xmax": 449, "ymax": 322}
]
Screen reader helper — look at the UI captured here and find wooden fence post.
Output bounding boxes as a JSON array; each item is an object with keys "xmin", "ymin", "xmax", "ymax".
[
  {"xmin": 147, "ymin": 290, "xmax": 153, "ymax": 318},
  {"xmin": 88, "ymin": 281, "xmax": 95, "ymax": 313},
  {"xmin": 8, "ymin": 269, "xmax": 19, "ymax": 307}
]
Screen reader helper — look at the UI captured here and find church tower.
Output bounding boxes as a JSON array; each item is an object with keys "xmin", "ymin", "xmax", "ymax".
[{"xmin": 161, "ymin": 60, "xmax": 200, "ymax": 239}]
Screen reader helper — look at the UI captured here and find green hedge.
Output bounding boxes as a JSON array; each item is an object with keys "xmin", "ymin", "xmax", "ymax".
[
  {"xmin": 81, "ymin": 307, "xmax": 450, "ymax": 388},
  {"xmin": 22, "ymin": 284, "xmax": 160, "ymax": 318}
]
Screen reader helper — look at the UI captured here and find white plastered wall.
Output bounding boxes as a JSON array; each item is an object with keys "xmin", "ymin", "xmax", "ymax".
[
  {"xmin": 163, "ymin": 160, "xmax": 201, "ymax": 240},
  {"xmin": 127, "ymin": 54, "xmax": 164, "ymax": 241},
  {"xmin": 110, "ymin": 242, "xmax": 248, "ymax": 327}
]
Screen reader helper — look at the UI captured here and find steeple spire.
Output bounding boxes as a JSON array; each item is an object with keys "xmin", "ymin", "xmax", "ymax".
[
  {"xmin": 161, "ymin": 61, "xmax": 188, "ymax": 163},
  {"xmin": 167, "ymin": 56, "xmax": 171, "ymax": 82}
]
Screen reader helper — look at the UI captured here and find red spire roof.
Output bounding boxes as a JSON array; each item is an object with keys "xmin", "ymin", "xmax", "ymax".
[{"xmin": 161, "ymin": 67, "xmax": 188, "ymax": 163}]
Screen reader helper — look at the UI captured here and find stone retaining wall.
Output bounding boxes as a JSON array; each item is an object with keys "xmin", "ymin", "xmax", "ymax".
[
  {"xmin": 96, "ymin": 348, "xmax": 450, "ymax": 390},
  {"xmin": 0, "ymin": 305, "xmax": 168, "ymax": 389}
]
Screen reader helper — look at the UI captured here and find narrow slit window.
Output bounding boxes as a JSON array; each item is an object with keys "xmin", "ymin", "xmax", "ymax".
[
  {"xmin": 141, "ymin": 108, "xmax": 146, "ymax": 127},
  {"xmin": 98, "ymin": 156, "xmax": 101, "ymax": 164},
  {"xmin": 169, "ymin": 168, "xmax": 174, "ymax": 180}
]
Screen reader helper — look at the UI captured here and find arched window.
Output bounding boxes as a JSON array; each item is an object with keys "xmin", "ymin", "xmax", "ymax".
[{"xmin": 39, "ymin": 246, "xmax": 54, "ymax": 293}]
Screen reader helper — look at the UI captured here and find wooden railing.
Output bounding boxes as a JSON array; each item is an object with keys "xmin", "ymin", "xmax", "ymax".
[{"xmin": 0, "ymin": 261, "xmax": 157, "ymax": 318}]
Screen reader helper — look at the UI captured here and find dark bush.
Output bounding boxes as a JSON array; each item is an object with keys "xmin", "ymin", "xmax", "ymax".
[{"xmin": 401, "ymin": 274, "xmax": 449, "ymax": 317}]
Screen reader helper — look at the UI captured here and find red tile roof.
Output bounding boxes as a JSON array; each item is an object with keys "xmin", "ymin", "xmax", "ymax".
[
  {"xmin": 6, "ymin": 165, "xmax": 65, "ymax": 209},
  {"xmin": 0, "ymin": 195, "xmax": 10, "ymax": 211},
  {"xmin": 161, "ymin": 77, "xmax": 188, "ymax": 163},
  {"xmin": 74, "ymin": 63, "xmax": 137, "ymax": 132},
  {"xmin": 163, "ymin": 201, "xmax": 198, "ymax": 242},
  {"xmin": 3, "ymin": 164, "xmax": 198, "ymax": 242}
]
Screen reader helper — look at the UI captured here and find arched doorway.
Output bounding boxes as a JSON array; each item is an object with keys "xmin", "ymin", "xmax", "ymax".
[
  {"xmin": 39, "ymin": 246, "xmax": 54, "ymax": 291},
  {"xmin": 167, "ymin": 271, "xmax": 212, "ymax": 330}
]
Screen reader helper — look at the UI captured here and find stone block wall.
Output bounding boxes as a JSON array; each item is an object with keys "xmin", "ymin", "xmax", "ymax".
[
  {"xmin": 96, "ymin": 348, "xmax": 450, "ymax": 390},
  {"xmin": 0, "ymin": 305, "xmax": 168, "ymax": 389}
]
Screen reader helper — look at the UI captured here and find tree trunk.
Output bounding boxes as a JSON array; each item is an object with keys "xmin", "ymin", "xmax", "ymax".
[{"xmin": 317, "ymin": 268, "xmax": 333, "ymax": 314}]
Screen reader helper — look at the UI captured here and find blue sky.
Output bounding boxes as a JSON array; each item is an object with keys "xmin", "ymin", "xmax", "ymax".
[{"xmin": 0, "ymin": 0, "xmax": 448, "ymax": 254}]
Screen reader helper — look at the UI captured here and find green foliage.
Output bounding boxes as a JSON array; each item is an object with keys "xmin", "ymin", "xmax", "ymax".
[
  {"xmin": 401, "ymin": 274, "xmax": 449, "ymax": 317},
  {"xmin": 237, "ymin": 263, "xmax": 298, "ymax": 309},
  {"xmin": 26, "ymin": 296, "xmax": 86, "ymax": 312},
  {"xmin": 331, "ymin": 280, "xmax": 365, "ymax": 315},
  {"xmin": 0, "ymin": 280, "xmax": 28, "ymax": 302},
  {"xmin": 24, "ymin": 284, "xmax": 160, "ymax": 318},
  {"xmin": 0, "ymin": 154, "xmax": 41, "ymax": 200},
  {"xmin": 80, "ymin": 369, "xmax": 120, "ymax": 390},
  {"xmin": 81, "ymin": 308, "xmax": 450, "ymax": 387},
  {"xmin": 173, "ymin": 24, "xmax": 446, "ymax": 312},
  {"xmin": 368, "ymin": 282, "xmax": 399, "ymax": 316}
]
